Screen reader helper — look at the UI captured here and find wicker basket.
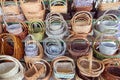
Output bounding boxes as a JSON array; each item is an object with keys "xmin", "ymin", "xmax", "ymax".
[
  {"xmin": 45, "ymin": 12, "xmax": 68, "ymax": 38},
  {"xmin": 0, "ymin": 33, "xmax": 24, "ymax": 60},
  {"xmin": 4, "ymin": 22, "xmax": 28, "ymax": 40},
  {"xmin": 98, "ymin": 1, "xmax": 120, "ymax": 11},
  {"xmin": 25, "ymin": 59, "xmax": 52, "ymax": 80},
  {"xmin": 24, "ymin": 40, "xmax": 43, "ymax": 68},
  {"xmin": 20, "ymin": 0, "xmax": 45, "ymax": 21},
  {"xmin": 1, "ymin": 0, "xmax": 25, "ymax": 22},
  {"xmin": 71, "ymin": 11, "xmax": 92, "ymax": 34},
  {"xmin": 43, "ymin": 37, "xmax": 66, "ymax": 59},
  {"xmin": 67, "ymin": 34, "xmax": 90, "ymax": 58},
  {"xmin": 50, "ymin": 0, "xmax": 68, "ymax": 13},
  {"xmin": 52, "ymin": 56, "xmax": 75, "ymax": 79},
  {"xmin": 93, "ymin": 13, "xmax": 119, "ymax": 38},
  {"xmin": 0, "ymin": 55, "xmax": 24, "ymax": 80},
  {"xmin": 102, "ymin": 58, "xmax": 120, "ymax": 80},
  {"xmin": 28, "ymin": 20, "xmax": 45, "ymax": 41},
  {"xmin": 77, "ymin": 48, "xmax": 105, "ymax": 78},
  {"xmin": 73, "ymin": 0, "xmax": 93, "ymax": 12},
  {"xmin": 92, "ymin": 33, "xmax": 120, "ymax": 60}
]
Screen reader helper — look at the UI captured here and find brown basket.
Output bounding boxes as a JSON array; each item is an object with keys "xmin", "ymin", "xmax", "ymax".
[
  {"xmin": 20, "ymin": 0, "xmax": 46, "ymax": 21},
  {"xmin": 67, "ymin": 33, "xmax": 90, "ymax": 58},
  {"xmin": 71, "ymin": 11, "xmax": 92, "ymax": 34},
  {"xmin": 50, "ymin": 0, "xmax": 68, "ymax": 13},
  {"xmin": 98, "ymin": 2, "xmax": 120, "ymax": 11},
  {"xmin": 77, "ymin": 48, "xmax": 105, "ymax": 78},
  {"xmin": 102, "ymin": 58, "xmax": 120, "ymax": 80},
  {"xmin": 4, "ymin": 22, "xmax": 28, "ymax": 40},
  {"xmin": 1, "ymin": 0, "xmax": 25, "ymax": 22},
  {"xmin": 0, "ymin": 33, "xmax": 24, "ymax": 60},
  {"xmin": 25, "ymin": 59, "xmax": 52, "ymax": 80},
  {"xmin": 24, "ymin": 40, "xmax": 43, "ymax": 68}
]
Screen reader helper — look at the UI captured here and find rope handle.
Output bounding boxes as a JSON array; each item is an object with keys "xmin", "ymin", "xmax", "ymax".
[
  {"xmin": 71, "ymin": 11, "xmax": 92, "ymax": 25},
  {"xmin": 50, "ymin": 0, "xmax": 67, "ymax": 6}
]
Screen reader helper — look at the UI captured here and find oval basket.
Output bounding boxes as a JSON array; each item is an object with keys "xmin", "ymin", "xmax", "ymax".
[
  {"xmin": 52, "ymin": 56, "xmax": 75, "ymax": 79},
  {"xmin": 67, "ymin": 34, "xmax": 90, "ymax": 58},
  {"xmin": 24, "ymin": 40, "xmax": 43, "ymax": 68},
  {"xmin": 43, "ymin": 37, "xmax": 66, "ymax": 59},
  {"xmin": 0, "ymin": 33, "xmax": 24, "ymax": 60},
  {"xmin": 102, "ymin": 58, "xmax": 120, "ymax": 80},
  {"xmin": 77, "ymin": 48, "xmax": 105, "ymax": 78},
  {"xmin": 25, "ymin": 59, "xmax": 52, "ymax": 80},
  {"xmin": 28, "ymin": 20, "xmax": 45, "ymax": 41},
  {"xmin": 50, "ymin": 0, "xmax": 68, "ymax": 13},
  {"xmin": 4, "ymin": 22, "xmax": 28, "ymax": 40},
  {"xmin": 1, "ymin": 0, "xmax": 25, "ymax": 22},
  {"xmin": 20, "ymin": 0, "xmax": 46, "ymax": 21},
  {"xmin": 0, "ymin": 55, "xmax": 24, "ymax": 80},
  {"xmin": 92, "ymin": 33, "xmax": 120, "ymax": 60},
  {"xmin": 71, "ymin": 11, "xmax": 92, "ymax": 34}
]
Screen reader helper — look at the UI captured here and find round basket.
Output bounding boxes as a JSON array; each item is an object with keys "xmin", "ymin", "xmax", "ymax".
[
  {"xmin": 92, "ymin": 33, "xmax": 120, "ymax": 60},
  {"xmin": 71, "ymin": 11, "xmax": 92, "ymax": 34},
  {"xmin": 0, "ymin": 33, "xmax": 24, "ymax": 60},
  {"xmin": 0, "ymin": 55, "xmax": 24, "ymax": 80},
  {"xmin": 67, "ymin": 34, "xmax": 90, "ymax": 58},
  {"xmin": 102, "ymin": 58, "xmax": 120, "ymax": 80},
  {"xmin": 1, "ymin": 0, "xmax": 25, "ymax": 22},
  {"xmin": 77, "ymin": 48, "xmax": 105, "ymax": 78},
  {"xmin": 93, "ymin": 12, "xmax": 118, "ymax": 37},
  {"xmin": 25, "ymin": 59, "xmax": 52, "ymax": 80},
  {"xmin": 28, "ymin": 20, "xmax": 45, "ymax": 41},
  {"xmin": 20, "ymin": 0, "xmax": 46, "ymax": 21},
  {"xmin": 43, "ymin": 37, "xmax": 66, "ymax": 59},
  {"xmin": 52, "ymin": 56, "xmax": 75, "ymax": 79},
  {"xmin": 24, "ymin": 40, "xmax": 43, "ymax": 68},
  {"xmin": 45, "ymin": 12, "xmax": 68, "ymax": 39},
  {"xmin": 50, "ymin": 0, "xmax": 68, "ymax": 13},
  {"xmin": 4, "ymin": 22, "xmax": 28, "ymax": 40}
]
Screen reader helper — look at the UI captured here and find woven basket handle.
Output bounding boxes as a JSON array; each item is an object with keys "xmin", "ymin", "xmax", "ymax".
[
  {"xmin": 28, "ymin": 20, "xmax": 45, "ymax": 33},
  {"xmin": 94, "ymin": 14, "xmax": 118, "ymax": 26},
  {"xmin": 88, "ymin": 48, "xmax": 93, "ymax": 74},
  {"xmin": 71, "ymin": 11, "xmax": 92, "ymax": 26},
  {"xmin": 50, "ymin": 0, "xmax": 67, "ymax": 6},
  {"xmin": 0, "ymin": 33, "xmax": 22, "ymax": 59},
  {"xmin": 46, "ymin": 12, "xmax": 64, "ymax": 20},
  {"xmin": 20, "ymin": 0, "xmax": 42, "ymax": 4},
  {"xmin": 53, "ymin": 56, "xmax": 75, "ymax": 70}
]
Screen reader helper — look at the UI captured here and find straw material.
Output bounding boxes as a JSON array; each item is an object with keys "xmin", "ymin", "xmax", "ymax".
[
  {"xmin": 71, "ymin": 11, "xmax": 92, "ymax": 34},
  {"xmin": 20, "ymin": 0, "xmax": 45, "ymax": 21},
  {"xmin": 24, "ymin": 40, "xmax": 43, "ymax": 68},
  {"xmin": 4, "ymin": 22, "xmax": 28, "ymax": 40},
  {"xmin": 50, "ymin": 0, "xmax": 68, "ymax": 13},
  {"xmin": 77, "ymin": 48, "xmax": 105, "ymax": 77},
  {"xmin": 67, "ymin": 33, "xmax": 90, "ymax": 58},
  {"xmin": 52, "ymin": 56, "xmax": 75, "ymax": 79},
  {"xmin": 102, "ymin": 58, "xmax": 120, "ymax": 80},
  {"xmin": 1, "ymin": 0, "xmax": 25, "ymax": 22},
  {"xmin": 28, "ymin": 20, "xmax": 45, "ymax": 41},
  {"xmin": 0, "ymin": 33, "xmax": 24, "ymax": 60},
  {"xmin": 25, "ymin": 59, "xmax": 52, "ymax": 80},
  {"xmin": 0, "ymin": 55, "xmax": 24, "ymax": 80},
  {"xmin": 98, "ymin": 2, "xmax": 120, "ymax": 11},
  {"xmin": 45, "ymin": 12, "xmax": 68, "ymax": 38}
]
